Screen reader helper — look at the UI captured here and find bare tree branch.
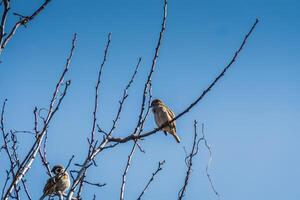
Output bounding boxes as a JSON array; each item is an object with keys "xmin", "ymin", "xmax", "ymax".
[
  {"xmin": 118, "ymin": 82, "xmax": 153, "ymax": 200},
  {"xmin": 1, "ymin": 170, "xmax": 10, "ymax": 200},
  {"xmin": 74, "ymin": 32, "xmax": 112, "ymax": 200},
  {"xmin": 89, "ymin": 32, "xmax": 112, "ymax": 153},
  {"xmin": 66, "ymin": 32, "xmax": 112, "ymax": 200},
  {"xmin": 120, "ymin": 144, "xmax": 137, "ymax": 200},
  {"xmin": 20, "ymin": 179, "xmax": 32, "ymax": 200},
  {"xmin": 0, "ymin": 100, "xmax": 22, "ymax": 199},
  {"xmin": 132, "ymin": 0, "xmax": 167, "ymax": 137},
  {"xmin": 106, "ymin": 57, "xmax": 142, "ymax": 137},
  {"xmin": 10, "ymin": 131, "xmax": 32, "ymax": 200},
  {"xmin": 0, "ymin": 0, "xmax": 9, "ymax": 45},
  {"xmin": 201, "ymin": 123, "xmax": 220, "ymax": 199},
  {"xmin": 39, "ymin": 131, "xmax": 52, "ymax": 177},
  {"xmin": 2, "ymin": 33, "xmax": 77, "ymax": 200},
  {"xmin": 0, "ymin": 0, "xmax": 52, "ymax": 54},
  {"xmin": 83, "ymin": 180, "xmax": 106, "ymax": 188},
  {"xmin": 178, "ymin": 120, "xmax": 202, "ymax": 200},
  {"xmin": 137, "ymin": 160, "xmax": 165, "ymax": 200},
  {"xmin": 72, "ymin": 55, "xmax": 143, "ymax": 200},
  {"xmin": 108, "ymin": 18, "xmax": 259, "ymax": 144},
  {"xmin": 118, "ymin": 0, "xmax": 168, "ymax": 198}
]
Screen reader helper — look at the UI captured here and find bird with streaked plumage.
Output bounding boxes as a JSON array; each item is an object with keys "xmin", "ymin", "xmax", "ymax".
[
  {"xmin": 151, "ymin": 99, "xmax": 180, "ymax": 143},
  {"xmin": 39, "ymin": 165, "xmax": 70, "ymax": 200}
]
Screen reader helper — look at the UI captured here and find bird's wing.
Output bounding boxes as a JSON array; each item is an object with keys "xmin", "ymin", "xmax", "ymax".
[
  {"xmin": 43, "ymin": 177, "xmax": 56, "ymax": 195},
  {"xmin": 164, "ymin": 105, "xmax": 176, "ymax": 132}
]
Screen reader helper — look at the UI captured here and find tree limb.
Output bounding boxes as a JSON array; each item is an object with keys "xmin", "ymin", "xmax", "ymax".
[
  {"xmin": 2, "ymin": 33, "xmax": 77, "ymax": 200},
  {"xmin": 0, "ymin": 0, "xmax": 52, "ymax": 54},
  {"xmin": 108, "ymin": 18, "xmax": 259, "ymax": 144}
]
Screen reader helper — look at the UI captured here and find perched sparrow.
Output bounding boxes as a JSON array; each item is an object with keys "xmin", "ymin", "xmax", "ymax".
[
  {"xmin": 151, "ymin": 99, "xmax": 180, "ymax": 143},
  {"xmin": 39, "ymin": 165, "xmax": 70, "ymax": 200}
]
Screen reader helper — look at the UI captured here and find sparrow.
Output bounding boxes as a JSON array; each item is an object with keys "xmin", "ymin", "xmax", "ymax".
[
  {"xmin": 39, "ymin": 165, "xmax": 70, "ymax": 200},
  {"xmin": 151, "ymin": 99, "xmax": 180, "ymax": 143}
]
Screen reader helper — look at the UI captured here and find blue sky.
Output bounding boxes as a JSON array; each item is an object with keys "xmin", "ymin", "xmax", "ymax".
[{"xmin": 1, "ymin": 0, "xmax": 300, "ymax": 199}]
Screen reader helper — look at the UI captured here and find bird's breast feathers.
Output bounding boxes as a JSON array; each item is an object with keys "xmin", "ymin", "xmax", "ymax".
[{"xmin": 153, "ymin": 105, "xmax": 173, "ymax": 126}]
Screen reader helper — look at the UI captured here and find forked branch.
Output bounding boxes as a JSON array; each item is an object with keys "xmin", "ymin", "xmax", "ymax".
[
  {"xmin": 0, "ymin": 0, "xmax": 52, "ymax": 54},
  {"xmin": 2, "ymin": 33, "xmax": 77, "ymax": 200}
]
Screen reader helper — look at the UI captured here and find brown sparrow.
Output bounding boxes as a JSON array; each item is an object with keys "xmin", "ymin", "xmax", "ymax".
[
  {"xmin": 151, "ymin": 99, "xmax": 180, "ymax": 143},
  {"xmin": 39, "ymin": 165, "xmax": 70, "ymax": 200}
]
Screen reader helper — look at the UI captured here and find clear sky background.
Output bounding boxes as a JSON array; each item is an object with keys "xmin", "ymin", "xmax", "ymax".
[{"xmin": 0, "ymin": 0, "xmax": 300, "ymax": 199}]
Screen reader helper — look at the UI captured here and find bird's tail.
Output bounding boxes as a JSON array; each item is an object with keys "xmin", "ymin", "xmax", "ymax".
[
  {"xmin": 172, "ymin": 133, "xmax": 181, "ymax": 143},
  {"xmin": 39, "ymin": 194, "xmax": 46, "ymax": 200}
]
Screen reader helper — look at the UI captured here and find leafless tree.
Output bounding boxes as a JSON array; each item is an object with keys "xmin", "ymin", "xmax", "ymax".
[{"xmin": 0, "ymin": 0, "xmax": 259, "ymax": 199}]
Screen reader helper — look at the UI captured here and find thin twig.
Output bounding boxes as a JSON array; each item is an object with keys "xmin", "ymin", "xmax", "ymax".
[
  {"xmin": 0, "ymin": 0, "xmax": 9, "ymax": 45},
  {"xmin": 106, "ymin": 57, "xmax": 142, "ymax": 137},
  {"xmin": 137, "ymin": 160, "xmax": 165, "ymax": 200},
  {"xmin": 133, "ymin": 0, "xmax": 167, "ymax": 137},
  {"xmin": 178, "ymin": 120, "xmax": 202, "ymax": 200},
  {"xmin": 70, "ymin": 41, "xmax": 142, "ymax": 200},
  {"xmin": 65, "ymin": 155, "xmax": 75, "ymax": 171},
  {"xmin": 201, "ymin": 124, "xmax": 220, "ymax": 199},
  {"xmin": 120, "ymin": 144, "xmax": 137, "ymax": 200},
  {"xmin": 83, "ymin": 180, "xmax": 106, "ymax": 188},
  {"xmin": 75, "ymin": 32, "xmax": 112, "ymax": 200},
  {"xmin": 108, "ymin": 18, "xmax": 259, "ymax": 144},
  {"xmin": 3, "ymin": 33, "xmax": 77, "ymax": 200},
  {"xmin": 0, "ymin": 100, "xmax": 21, "ymax": 198},
  {"xmin": 39, "ymin": 131, "xmax": 52, "ymax": 177},
  {"xmin": 10, "ymin": 131, "xmax": 32, "ymax": 200},
  {"xmin": 20, "ymin": 179, "xmax": 32, "ymax": 200},
  {"xmin": 89, "ymin": 32, "xmax": 112, "ymax": 153},
  {"xmin": 0, "ymin": 0, "xmax": 52, "ymax": 54},
  {"xmin": 119, "ymin": 1, "xmax": 167, "ymax": 198},
  {"xmin": 1, "ymin": 170, "xmax": 9, "ymax": 200}
]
